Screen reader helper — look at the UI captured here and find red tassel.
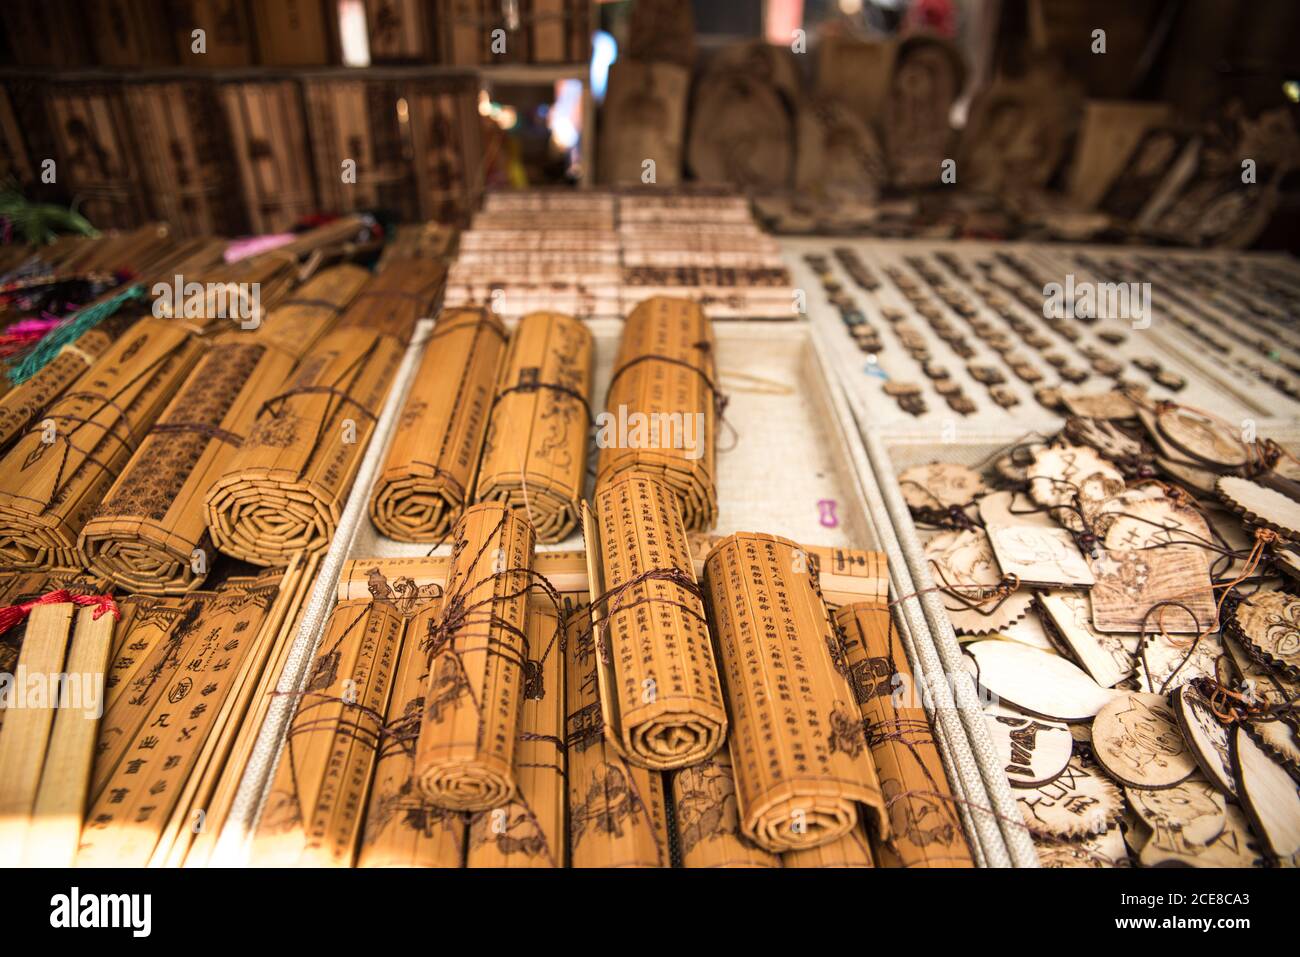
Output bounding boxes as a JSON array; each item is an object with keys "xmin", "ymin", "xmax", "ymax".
[{"xmin": 0, "ymin": 588, "xmax": 120, "ymax": 638}]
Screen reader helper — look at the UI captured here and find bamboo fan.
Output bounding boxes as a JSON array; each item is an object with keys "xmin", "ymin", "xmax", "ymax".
[
  {"xmin": 0, "ymin": 317, "xmax": 205, "ymax": 569},
  {"xmin": 583, "ymin": 475, "xmax": 726, "ymax": 769},
  {"xmin": 251, "ymin": 597, "xmax": 405, "ymax": 866},
  {"xmin": 77, "ymin": 573, "xmax": 284, "ymax": 866},
  {"xmin": 672, "ymin": 747, "xmax": 782, "ymax": 868},
  {"xmin": 596, "ymin": 296, "xmax": 719, "ymax": 531},
  {"xmin": 835, "ymin": 601, "xmax": 975, "ymax": 868},
  {"xmin": 80, "ymin": 266, "xmax": 370, "ymax": 593},
  {"xmin": 467, "ymin": 596, "xmax": 567, "ymax": 867},
  {"xmin": 413, "ymin": 502, "xmax": 538, "ymax": 811},
  {"xmin": 702, "ymin": 532, "xmax": 888, "ymax": 853},
  {"xmin": 369, "ymin": 308, "xmax": 507, "ymax": 542},
  {"xmin": 565, "ymin": 595, "xmax": 671, "ymax": 867},
  {"xmin": 359, "ymin": 595, "xmax": 467, "ymax": 868},
  {"xmin": 475, "ymin": 310, "xmax": 593, "ymax": 543}
]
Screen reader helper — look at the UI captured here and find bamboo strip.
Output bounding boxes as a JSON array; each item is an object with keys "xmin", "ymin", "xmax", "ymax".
[
  {"xmin": 151, "ymin": 564, "xmax": 304, "ymax": 867},
  {"xmin": 0, "ymin": 317, "xmax": 205, "ymax": 569},
  {"xmin": 358, "ymin": 596, "xmax": 467, "ymax": 868},
  {"xmin": 585, "ymin": 475, "xmax": 727, "ymax": 769},
  {"xmin": 21, "ymin": 605, "xmax": 116, "ymax": 867},
  {"xmin": 413, "ymin": 502, "xmax": 537, "ymax": 810},
  {"xmin": 369, "ymin": 308, "xmax": 507, "ymax": 541},
  {"xmin": 702, "ymin": 532, "xmax": 888, "ymax": 852},
  {"xmin": 475, "ymin": 310, "xmax": 593, "ymax": 543},
  {"xmin": 565, "ymin": 595, "xmax": 671, "ymax": 867},
  {"xmin": 836, "ymin": 601, "xmax": 975, "ymax": 868},
  {"xmin": 76, "ymin": 574, "xmax": 284, "ymax": 866},
  {"xmin": 182, "ymin": 555, "xmax": 321, "ymax": 867},
  {"xmin": 250, "ymin": 597, "xmax": 404, "ymax": 866},
  {"xmin": 0, "ymin": 602, "xmax": 74, "ymax": 867},
  {"xmin": 467, "ymin": 596, "xmax": 566, "ymax": 867},
  {"xmin": 672, "ymin": 747, "xmax": 782, "ymax": 868},
  {"xmin": 204, "ymin": 264, "xmax": 441, "ymax": 564},
  {"xmin": 596, "ymin": 296, "xmax": 719, "ymax": 530},
  {"xmin": 80, "ymin": 266, "xmax": 370, "ymax": 593}
]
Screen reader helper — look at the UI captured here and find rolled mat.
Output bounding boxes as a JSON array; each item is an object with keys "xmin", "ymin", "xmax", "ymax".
[
  {"xmin": 702, "ymin": 531, "xmax": 888, "ymax": 853},
  {"xmin": 0, "ymin": 317, "xmax": 204, "ymax": 569},
  {"xmin": 836, "ymin": 600, "xmax": 975, "ymax": 867},
  {"xmin": 413, "ymin": 502, "xmax": 538, "ymax": 811},
  {"xmin": 474, "ymin": 310, "xmax": 593, "ymax": 543},
  {"xmin": 80, "ymin": 266, "xmax": 370, "ymax": 592},
  {"xmin": 369, "ymin": 307, "xmax": 507, "ymax": 542},
  {"xmin": 596, "ymin": 295, "xmax": 719, "ymax": 530},
  {"xmin": 672, "ymin": 747, "xmax": 782, "ymax": 868},
  {"xmin": 584, "ymin": 474, "xmax": 726, "ymax": 769}
]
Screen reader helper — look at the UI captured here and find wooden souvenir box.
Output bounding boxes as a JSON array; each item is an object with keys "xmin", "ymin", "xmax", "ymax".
[{"xmin": 207, "ymin": 317, "xmax": 1007, "ymax": 866}]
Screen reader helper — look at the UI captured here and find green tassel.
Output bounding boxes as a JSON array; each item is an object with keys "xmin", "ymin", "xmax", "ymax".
[{"xmin": 7, "ymin": 283, "xmax": 146, "ymax": 385}]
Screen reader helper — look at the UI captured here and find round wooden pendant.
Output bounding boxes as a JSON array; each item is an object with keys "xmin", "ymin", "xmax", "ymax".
[
  {"xmin": 1217, "ymin": 475, "xmax": 1300, "ymax": 542},
  {"xmin": 984, "ymin": 702, "xmax": 1073, "ymax": 788},
  {"xmin": 1228, "ymin": 589, "xmax": 1300, "ymax": 680},
  {"xmin": 1136, "ymin": 803, "xmax": 1264, "ymax": 867},
  {"xmin": 1017, "ymin": 753, "xmax": 1122, "ymax": 838},
  {"xmin": 1127, "ymin": 777, "xmax": 1227, "ymax": 847},
  {"xmin": 1156, "ymin": 407, "xmax": 1248, "ymax": 469},
  {"xmin": 1171, "ymin": 685, "xmax": 1236, "ymax": 796},
  {"xmin": 898, "ymin": 461, "xmax": 986, "ymax": 514},
  {"xmin": 1092, "ymin": 692, "xmax": 1196, "ymax": 789},
  {"xmin": 924, "ymin": 529, "xmax": 1032, "ymax": 635}
]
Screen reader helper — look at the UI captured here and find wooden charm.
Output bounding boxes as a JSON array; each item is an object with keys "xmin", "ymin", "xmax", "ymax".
[
  {"xmin": 924, "ymin": 529, "xmax": 1032, "ymax": 635},
  {"xmin": 1017, "ymin": 753, "xmax": 1122, "ymax": 838},
  {"xmin": 966, "ymin": 639, "xmax": 1118, "ymax": 722},
  {"xmin": 1088, "ymin": 547, "xmax": 1216, "ymax": 635},
  {"xmin": 984, "ymin": 702, "xmax": 1073, "ymax": 789},
  {"xmin": 1232, "ymin": 725, "xmax": 1300, "ymax": 863},
  {"xmin": 986, "ymin": 524, "xmax": 1095, "ymax": 587},
  {"xmin": 1092, "ymin": 692, "xmax": 1197, "ymax": 789},
  {"xmin": 1217, "ymin": 475, "xmax": 1300, "ymax": 542}
]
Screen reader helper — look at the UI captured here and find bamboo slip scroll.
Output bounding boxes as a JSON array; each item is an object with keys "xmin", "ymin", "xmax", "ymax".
[
  {"xmin": 359, "ymin": 595, "xmax": 467, "ymax": 868},
  {"xmin": 466, "ymin": 596, "xmax": 567, "ymax": 867},
  {"xmin": 565, "ymin": 596, "xmax": 671, "ymax": 867},
  {"xmin": 370, "ymin": 307, "xmax": 507, "ymax": 542},
  {"xmin": 836, "ymin": 601, "xmax": 975, "ymax": 868},
  {"xmin": 597, "ymin": 296, "xmax": 719, "ymax": 531},
  {"xmin": 583, "ymin": 474, "xmax": 726, "ymax": 770},
  {"xmin": 80, "ymin": 265, "xmax": 370, "ymax": 593},
  {"xmin": 702, "ymin": 532, "xmax": 888, "ymax": 853},
  {"xmin": 250, "ymin": 596, "xmax": 404, "ymax": 866},
  {"xmin": 205, "ymin": 261, "xmax": 440, "ymax": 565},
  {"xmin": 0, "ymin": 317, "xmax": 205, "ymax": 569},
  {"xmin": 77, "ymin": 574, "xmax": 284, "ymax": 866},
  {"xmin": 475, "ymin": 310, "xmax": 593, "ymax": 543},
  {"xmin": 413, "ymin": 502, "xmax": 538, "ymax": 811}
]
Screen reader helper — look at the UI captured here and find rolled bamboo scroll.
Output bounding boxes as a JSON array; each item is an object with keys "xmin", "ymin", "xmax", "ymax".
[
  {"xmin": 672, "ymin": 747, "xmax": 782, "ymax": 868},
  {"xmin": 475, "ymin": 310, "xmax": 593, "ymax": 543},
  {"xmin": 0, "ymin": 317, "xmax": 205, "ymax": 569},
  {"xmin": 413, "ymin": 502, "xmax": 537, "ymax": 811},
  {"xmin": 81, "ymin": 266, "xmax": 370, "ymax": 593},
  {"xmin": 370, "ymin": 307, "xmax": 507, "ymax": 541},
  {"xmin": 205, "ymin": 264, "xmax": 441, "ymax": 564},
  {"xmin": 585, "ymin": 475, "xmax": 726, "ymax": 769},
  {"xmin": 251, "ymin": 596, "xmax": 404, "ymax": 866},
  {"xmin": 596, "ymin": 296, "xmax": 719, "ymax": 530},
  {"xmin": 702, "ymin": 532, "xmax": 888, "ymax": 853},
  {"xmin": 782, "ymin": 825, "xmax": 876, "ymax": 867},
  {"xmin": 359, "ymin": 595, "xmax": 467, "ymax": 869},
  {"xmin": 836, "ymin": 601, "xmax": 975, "ymax": 867},
  {"xmin": 565, "ymin": 597, "xmax": 671, "ymax": 867},
  {"xmin": 467, "ymin": 597, "xmax": 567, "ymax": 867}
]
